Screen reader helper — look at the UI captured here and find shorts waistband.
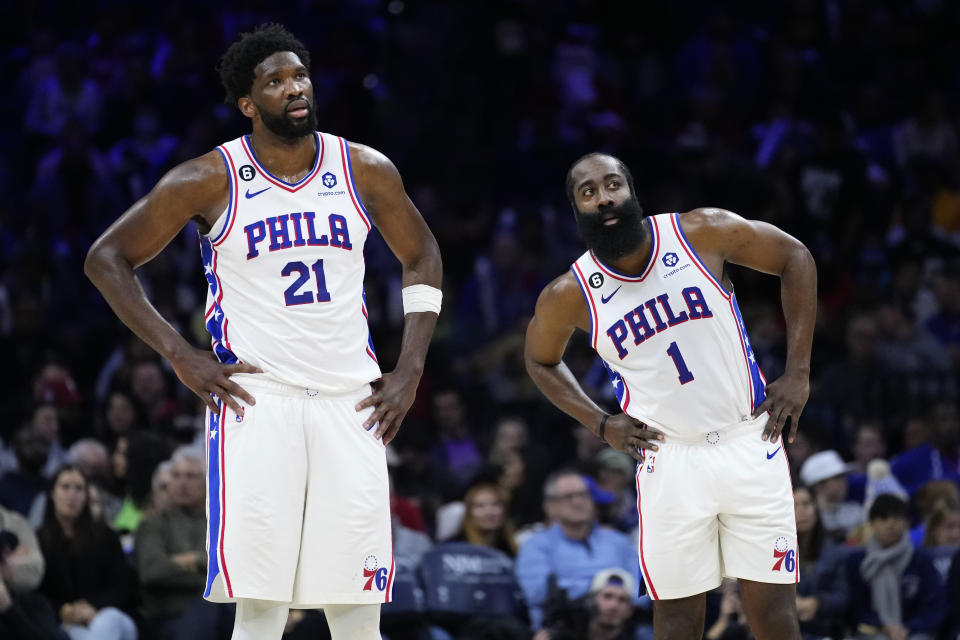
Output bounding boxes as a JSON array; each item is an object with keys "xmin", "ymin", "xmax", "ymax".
[
  {"xmin": 662, "ymin": 415, "xmax": 767, "ymax": 445},
  {"xmin": 230, "ymin": 373, "xmax": 371, "ymax": 399}
]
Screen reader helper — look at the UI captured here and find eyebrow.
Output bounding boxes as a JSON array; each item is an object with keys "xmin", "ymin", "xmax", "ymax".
[{"xmin": 577, "ymin": 173, "xmax": 622, "ymax": 192}]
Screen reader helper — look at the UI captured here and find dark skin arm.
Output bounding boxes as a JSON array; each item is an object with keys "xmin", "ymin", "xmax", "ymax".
[
  {"xmin": 524, "ymin": 273, "xmax": 664, "ymax": 461},
  {"xmin": 84, "ymin": 152, "xmax": 261, "ymax": 415},
  {"xmin": 350, "ymin": 143, "xmax": 442, "ymax": 445},
  {"xmin": 679, "ymin": 207, "xmax": 817, "ymax": 443}
]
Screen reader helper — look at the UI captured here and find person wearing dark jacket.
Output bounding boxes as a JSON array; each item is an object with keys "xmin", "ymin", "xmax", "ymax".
[
  {"xmin": 846, "ymin": 494, "xmax": 946, "ymax": 640},
  {"xmin": 37, "ymin": 465, "xmax": 137, "ymax": 640},
  {"xmin": 0, "ymin": 528, "xmax": 67, "ymax": 640},
  {"xmin": 135, "ymin": 447, "xmax": 233, "ymax": 639},
  {"xmin": 793, "ymin": 486, "xmax": 850, "ymax": 639}
]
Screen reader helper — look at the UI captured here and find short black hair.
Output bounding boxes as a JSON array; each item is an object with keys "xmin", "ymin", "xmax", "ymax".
[
  {"xmin": 218, "ymin": 23, "xmax": 311, "ymax": 105},
  {"xmin": 868, "ymin": 493, "xmax": 911, "ymax": 521},
  {"xmin": 565, "ymin": 152, "xmax": 636, "ymax": 207}
]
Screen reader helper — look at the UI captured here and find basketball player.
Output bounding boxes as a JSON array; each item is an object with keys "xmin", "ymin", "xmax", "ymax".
[
  {"xmin": 84, "ymin": 24, "xmax": 442, "ymax": 640},
  {"xmin": 525, "ymin": 153, "xmax": 816, "ymax": 640}
]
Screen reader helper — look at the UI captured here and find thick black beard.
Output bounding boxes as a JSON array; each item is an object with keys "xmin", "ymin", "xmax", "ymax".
[
  {"xmin": 575, "ymin": 196, "xmax": 647, "ymax": 263},
  {"xmin": 258, "ymin": 101, "xmax": 318, "ymax": 140}
]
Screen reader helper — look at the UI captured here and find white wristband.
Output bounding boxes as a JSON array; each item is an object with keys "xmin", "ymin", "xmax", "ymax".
[{"xmin": 402, "ymin": 284, "xmax": 442, "ymax": 315}]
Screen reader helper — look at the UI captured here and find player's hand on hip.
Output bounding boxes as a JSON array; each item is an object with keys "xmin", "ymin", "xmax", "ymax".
[
  {"xmin": 751, "ymin": 370, "xmax": 809, "ymax": 444},
  {"xmin": 170, "ymin": 347, "xmax": 261, "ymax": 415},
  {"xmin": 603, "ymin": 413, "xmax": 664, "ymax": 462},
  {"xmin": 355, "ymin": 370, "xmax": 419, "ymax": 445}
]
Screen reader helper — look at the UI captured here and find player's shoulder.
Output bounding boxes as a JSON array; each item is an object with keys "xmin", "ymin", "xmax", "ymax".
[
  {"xmin": 675, "ymin": 207, "xmax": 739, "ymax": 232},
  {"xmin": 345, "ymin": 140, "xmax": 397, "ymax": 177},
  {"xmin": 536, "ymin": 271, "xmax": 587, "ymax": 314},
  {"xmin": 156, "ymin": 150, "xmax": 229, "ymax": 199}
]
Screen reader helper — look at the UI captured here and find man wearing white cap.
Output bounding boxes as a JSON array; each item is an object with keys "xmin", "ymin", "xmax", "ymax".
[{"xmin": 799, "ymin": 450, "xmax": 863, "ymax": 535}]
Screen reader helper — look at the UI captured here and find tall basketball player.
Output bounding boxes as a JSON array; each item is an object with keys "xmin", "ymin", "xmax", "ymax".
[
  {"xmin": 525, "ymin": 153, "xmax": 816, "ymax": 640},
  {"xmin": 85, "ymin": 24, "xmax": 442, "ymax": 640}
]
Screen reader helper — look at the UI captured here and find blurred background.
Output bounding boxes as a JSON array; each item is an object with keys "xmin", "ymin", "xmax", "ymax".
[{"xmin": 1, "ymin": 1, "xmax": 959, "ymax": 639}]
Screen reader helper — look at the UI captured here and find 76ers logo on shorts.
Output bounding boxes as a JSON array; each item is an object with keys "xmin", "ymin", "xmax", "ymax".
[
  {"xmin": 362, "ymin": 555, "xmax": 388, "ymax": 592},
  {"xmin": 771, "ymin": 536, "xmax": 796, "ymax": 573}
]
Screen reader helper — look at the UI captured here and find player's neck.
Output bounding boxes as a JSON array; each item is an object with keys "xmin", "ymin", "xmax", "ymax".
[
  {"xmin": 601, "ymin": 219, "xmax": 653, "ymax": 276},
  {"xmin": 248, "ymin": 127, "xmax": 317, "ymax": 181}
]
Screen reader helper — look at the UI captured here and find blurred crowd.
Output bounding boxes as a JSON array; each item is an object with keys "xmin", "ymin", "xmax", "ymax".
[{"xmin": 2, "ymin": 0, "xmax": 960, "ymax": 638}]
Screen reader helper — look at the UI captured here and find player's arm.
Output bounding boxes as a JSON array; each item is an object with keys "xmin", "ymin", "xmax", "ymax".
[
  {"xmin": 524, "ymin": 273, "xmax": 662, "ymax": 461},
  {"xmin": 349, "ymin": 143, "xmax": 442, "ymax": 445},
  {"xmin": 681, "ymin": 207, "xmax": 817, "ymax": 443},
  {"xmin": 84, "ymin": 152, "xmax": 260, "ymax": 415}
]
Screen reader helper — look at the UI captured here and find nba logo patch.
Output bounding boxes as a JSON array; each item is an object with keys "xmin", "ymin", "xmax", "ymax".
[
  {"xmin": 321, "ymin": 172, "xmax": 337, "ymax": 188},
  {"xmin": 235, "ymin": 407, "xmax": 245, "ymax": 423}
]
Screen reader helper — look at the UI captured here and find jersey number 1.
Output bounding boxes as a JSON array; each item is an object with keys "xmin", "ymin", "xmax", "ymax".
[
  {"xmin": 282, "ymin": 260, "xmax": 331, "ymax": 306},
  {"xmin": 666, "ymin": 341, "xmax": 694, "ymax": 384}
]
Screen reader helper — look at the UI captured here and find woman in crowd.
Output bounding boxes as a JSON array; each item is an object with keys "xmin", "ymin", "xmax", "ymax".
[
  {"xmin": 36, "ymin": 466, "xmax": 137, "ymax": 640},
  {"xmin": 793, "ymin": 485, "xmax": 850, "ymax": 640},
  {"xmin": 453, "ymin": 482, "xmax": 518, "ymax": 557}
]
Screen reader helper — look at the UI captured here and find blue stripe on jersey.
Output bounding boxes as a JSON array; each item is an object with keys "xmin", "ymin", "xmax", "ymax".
[
  {"xmin": 569, "ymin": 265, "xmax": 597, "ymax": 347},
  {"xmin": 209, "ymin": 148, "xmax": 234, "ymax": 245},
  {"xmin": 671, "ymin": 212, "xmax": 730, "ymax": 297},
  {"xmin": 204, "ymin": 403, "xmax": 222, "ymax": 597},
  {"xmin": 198, "ymin": 235, "xmax": 239, "ymax": 365},
  {"xmin": 730, "ymin": 293, "xmax": 766, "ymax": 410},
  {"xmin": 602, "ymin": 360, "xmax": 628, "ymax": 409},
  {"xmin": 343, "ymin": 139, "xmax": 372, "ymax": 228},
  {"xmin": 362, "ymin": 289, "xmax": 378, "ymax": 362}
]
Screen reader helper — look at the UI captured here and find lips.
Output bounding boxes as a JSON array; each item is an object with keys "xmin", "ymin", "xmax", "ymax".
[
  {"xmin": 286, "ymin": 100, "xmax": 309, "ymax": 117},
  {"xmin": 600, "ymin": 214, "xmax": 620, "ymax": 226}
]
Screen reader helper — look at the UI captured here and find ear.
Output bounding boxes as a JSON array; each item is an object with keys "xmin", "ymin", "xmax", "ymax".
[{"xmin": 237, "ymin": 96, "xmax": 256, "ymax": 120}]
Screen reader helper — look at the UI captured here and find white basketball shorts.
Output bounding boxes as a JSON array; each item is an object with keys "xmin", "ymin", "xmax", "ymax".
[
  {"xmin": 634, "ymin": 415, "xmax": 798, "ymax": 600},
  {"xmin": 203, "ymin": 375, "xmax": 394, "ymax": 607}
]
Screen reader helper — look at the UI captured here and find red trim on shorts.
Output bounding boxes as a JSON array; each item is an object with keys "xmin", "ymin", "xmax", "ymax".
[
  {"xmin": 385, "ymin": 556, "xmax": 396, "ymax": 602},
  {"xmin": 635, "ymin": 470, "xmax": 659, "ymax": 599},
  {"xmin": 219, "ymin": 401, "xmax": 233, "ymax": 597}
]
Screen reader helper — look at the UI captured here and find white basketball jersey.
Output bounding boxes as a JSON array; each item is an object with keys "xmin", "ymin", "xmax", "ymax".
[
  {"xmin": 571, "ymin": 213, "xmax": 767, "ymax": 440},
  {"xmin": 198, "ymin": 131, "xmax": 381, "ymax": 393}
]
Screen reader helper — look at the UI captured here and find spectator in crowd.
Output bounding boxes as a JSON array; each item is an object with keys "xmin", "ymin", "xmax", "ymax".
[
  {"xmin": 452, "ymin": 483, "xmax": 518, "ymax": 556},
  {"xmin": 921, "ymin": 499, "xmax": 960, "ymax": 582},
  {"xmin": 516, "ymin": 470, "xmax": 637, "ymax": 629},
  {"xmin": 592, "ymin": 449, "xmax": 637, "ymax": 533},
  {"xmin": 114, "ymin": 432, "xmax": 174, "ymax": 532},
  {"xmin": 0, "ymin": 527, "xmax": 65, "ymax": 640},
  {"xmin": 0, "ymin": 428, "xmax": 50, "ymax": 517},
  {"xmin": 149, "ymin": 461, "xmax": 174, "ymax": 514},
  {"xmin": 923, "ymin": 501, "xmax": 960, "ymax": 549},
  {"xmin": 702, "ymin": 579, "xmax": 748, "ymax": 640},
  {"xmin": 792, "ymin": 486, "xmax": 849, "ymax": 639},
  {"xmin": 815, "ymin": 313, "xmax": 886, "ymax": 432},
  {"xmin": 0, "ymin": 503, "xmax": 43, "ymax": 593},
  {"xmin": 848, "ymin": 423, "xmax": 888, "ymax": 502},
  {"xmin": 98, "ymin": 392, "xmax": 139, "ymax": 443},
  {"xmin": 874, "ymin": 301, "xmax": 951, "ymax": 375},
  {"xmin": 129, "ymin": 360, "xmax": 182, "ymax": 432},
  {"xmin": 892, "ymin": 402, "xmax": 960, "ymax": 496},
  {"xmin": 535, "ymin": 567, "xmax": 645, "ymax": 640},
  {"xmin": 32, "ymin": 404, "xmax": 68, "ymax": 479},
  {"xmin": 910, "ymin": 480, "xmax": 960, "ymax": 547},
  {"xmin": 430, "ymin": 389, "xmax": 483, "ymax": 494},
  {"xmin": 944, "ymin": 548, "xmax": 960, "ymax": 640},
  {"xmin": 800, "ymin": 450, "xmax": 864, "ymax": 536},
  {"xmin": 135, "ymin": 447, "xmax": 232, "ymax": 640},
  {"xmin": 65, "ymin": 439, "xmax": 121, "ymax": 523},
  {"xmin": 36, "ymin": 466, "xmax": 137, "ymax": 640},
  {"xmin": 846, "ymin": 494, "xmax": 946, "ymax": 640}
]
